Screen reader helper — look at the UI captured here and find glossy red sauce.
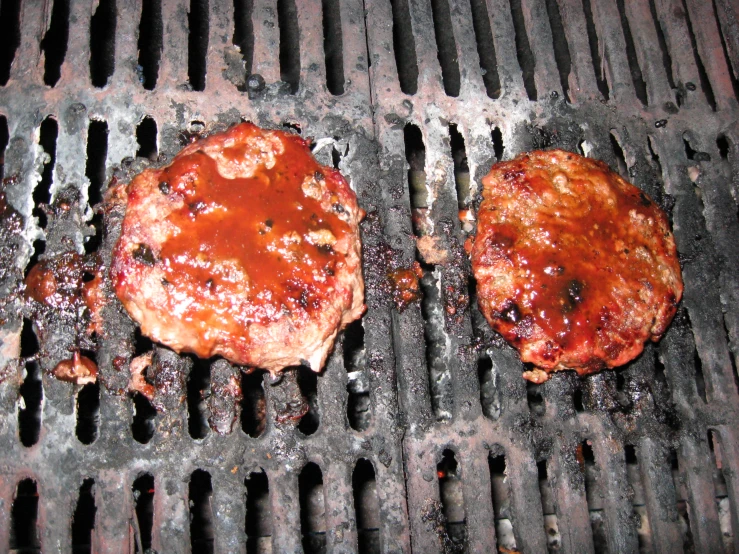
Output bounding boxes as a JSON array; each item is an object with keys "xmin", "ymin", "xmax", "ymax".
[
  {"xmin": 492, "ymin": 178, "xmax": 658, "ymax": 357},
  {"xmin": 155, "ymin": 133, "xmax": 351, "ymax": 324},
  {"xmin": 473, "ymin": 151, "xmax": 682, "ymax": 372}
]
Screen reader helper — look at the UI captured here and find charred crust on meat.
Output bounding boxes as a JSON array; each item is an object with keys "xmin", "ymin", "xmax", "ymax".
[
  {"xmin": 561, "ymin": 279, "xmax": 584, "ymax": 313},
  {"xmin": 132, "ymin": 243, "xmax": 157, "ymax": 266},
  {"xmin": 189, "ymin": 201, "xmax": 206, "ymax": 214},
  {"xmin": 333, "ymin": 203, "xmax": 345, "ymax": 213},
  {"xmin": 158, "ymin": 181, "xmax": 170, "ymax": 194},
  {"xmin": 499, "ymin": 301, "xmax": 521, "ymax": 323}
]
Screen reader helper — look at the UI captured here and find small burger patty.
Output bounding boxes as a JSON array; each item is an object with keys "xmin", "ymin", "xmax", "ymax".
[
  {"xmin": 111, "ymin": 123, "xmax": 365, "ymax": 373},
  {"xmin": 471, "ymin": 150, "xmax": 683, "ymax": 383}
]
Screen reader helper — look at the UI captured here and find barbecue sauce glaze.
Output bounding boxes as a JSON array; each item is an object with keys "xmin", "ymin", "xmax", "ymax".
[{"xmin": 471, "ymin": 150, "xmax": 683, "ymax": 382}]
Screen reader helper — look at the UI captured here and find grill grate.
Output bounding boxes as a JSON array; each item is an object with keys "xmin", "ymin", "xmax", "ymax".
[{"xmin": 0, "ymin": 0, "xmax": 738, "ymax": 552}]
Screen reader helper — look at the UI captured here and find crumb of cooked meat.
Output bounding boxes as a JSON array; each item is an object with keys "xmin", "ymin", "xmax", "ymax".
[
  {"xmin": 415, "ymin": 235, "xmax": 449, "ymax": 265},
  {"xmin": 129, "ymin": 352, "xmax": 155, "ymax": 400},
  {"xmin": 471, "ymin": 150, "xmax": 683, "ymax": 382},
  {"xmin": 53, "ymin": 352, "xmax": 98, "ymax": 385},
  {"xmin": 387, "ymin": 262, "xmax": 423, "ymax": 311}
]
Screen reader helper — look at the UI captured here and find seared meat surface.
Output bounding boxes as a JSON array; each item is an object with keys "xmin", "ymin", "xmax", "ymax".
[
  {"xmin": 111, "ymin": 123, "xmax": 365, "ymax": 373},
  {"xmin": 471, "ymin": 150, "xmax": 683, "ymax": 383}
]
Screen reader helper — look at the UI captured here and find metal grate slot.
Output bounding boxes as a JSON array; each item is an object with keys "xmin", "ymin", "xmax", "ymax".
[
  {"xmin": 610, "ymin": 131, "xmax": 629, "ymax": 178},
  {"xmin": 322, "ymin": 0, "xmax": 344, "ymax": 95},
  {"xmin": 670, "ymin": 450, "xmax": 695, "ymax": 551},
  {"xmin": 573, "ymin": 385, "xmax": 585, "ymax": 412},
  {"xmin": 438, "ymin": 449, "xmax": 467, "ymax": 551},
  {"xmin": 616, "ymin": 0, "xmax": 648, "ymax": 107},
  {"xmin": 717, "ymin": 134, "xmax": 730, "ymax": 159},
  {"xmin": 297, "ymin": 366, "xmax": 320, "ymax": 435},
  {"xmin": 404, "ymin": 123, "xmax": 427, "ymax": 222},
  {"xmin": 344, "ymin": 319, "xmax": 371, "ymax": 432},
  {"xmin": 536, "ymin": 459, "xmax": 561, "ymax": 553},
  {"xmin": 75, "ymin": 380, "xmax": 100, "ymax": 445},
  {"xmin": 138, "ymin": 0, "xmax": 163, "ymax": 91},
  {"xmin": 582, "ymin": 0, "xmax": 610, "ymax": 101},
  {"xmin": 188, "ymin": 0, "xmax": 209, "ymax": 92},
  {"xmin": 132, "ymin": 474, "xmax": 154, "ymax": 553},
  {"xmin": 403, "ymin": 123, "xmax": 454, "ymax": 421},
  {"xmin": 136, "ymin": 116, "xmax": 158, "ymax": 161},
  {"xmin": 390, "ymin": 0, "xmax": 418, "ymax": 95},
  {"xmin": 277, "ymin": 0, "xmax": 300, "ymax": 94},
  {"xmin": 724, "ymin": 317, "xmax": 739, "ymax": 394},
  {"xmin": 241, "ymin": 369, "xmax": 266, "ymax": 438},
  {"xmin": 89, "ymin": 0, "xmax": 116, "ymax": 88},
  {"xmin": 18, "ymin": 319, "xmax": 42, "ymax": 448},
  {"xmin": 331, "ymin": 142, "xmax": 342, "ymax": 170},
  {"xmin": 353, "ymin": 458, "xmax": 380, "ymax": 554},
  {"xmin": 430, "ymin": 0, "xmax": 460, "ymax": 97},
  {"xmin": 713, "ymin": 0, "xmax": 739, "ymax": 102},
  {"xmin": 468, "ymin": 0, "xmax": 500, "ymax": 99},
  {"xmin": 187, "ymin": 357, "xmax": 211, "ymax": 439},
  {"xmin": 527, "ymin": 381, "xmax": 546, "ymax": 417},
  {"xmin": 491, "ymin": 126, "xmax": 504, "ymax": 162},
  {"xmin": 679, "ymin": 309, "xmax": 710, "ymax": 404},
  {"xmin": 131, "ymin": 392, "xmax": 156, "ymax": 444},
  {"xmin": 299, "ymin": 462, "xmax": 327, "ymax": 553},
  {"xmin": 681, "ymin": 0, "xmax": 717, "ymax": 111},
  {"xmin": 85, "ymin": 120, "xmax": 108, "ymax": 210},
  {"xmin": 648, "ymin": 0, "xmax": 677, "ymax": 95},
  {"xmin": 449, "ymin": 124, "xmax": 470, "ymax": 211},
  {"xmin": 0, "ymin": 115, "xmax": 7, "ymax": 181},
  {"xmin": 245, "ymin": 469, "xmax": 272, "ymax": 553},
  {"xmin": 10, "ymin": 479, "xmax": 40, "ymax": 553},
  {"xmin": 624, "ymin": 445, "xmax": 652, "ymax": 552},
  {"xmin": 477, "ymin": 353, "xmax": 501, "ymax": 421},
  {"xmin": 545, "ymin": 0, "xmax": 572, "ymax": 103},
  {"xmin": 508, "ymin": 0, "xmax": 537, "ymax": 101},
  {"xmin": 71, "ymin": 478, "xmax": 96, "ymax": 553},
  {"xmin": 488, "ymin": 451, "xmax": 516, "ymax": 552},
  {"xmin": 0, "ymin": 0, "xmax": 20, "ymax": 86},
  {"xmin": 189, "ymin": 469, "xmax": 215, "ymax": 553},
  {"xmin": 40, "ymin": 0, "xmax": 69, "ymax": 88},
  {"xmin": 233, "ymin": 0, "xmax": 255, "ymax": 81},
  {"xmin": 579, "ymin": 440, "xmax": 605, "ymax": 550},
  {"xmin": 420, "ymin": 268, "xmax": 453, "ymax": 422},
  {"xmin": 708, "ymin": 430, "xmax": 735, "ymax": 550},
  {"xmin": 34, "ymin": 117, "xmax": 58, "ymax": 234}
]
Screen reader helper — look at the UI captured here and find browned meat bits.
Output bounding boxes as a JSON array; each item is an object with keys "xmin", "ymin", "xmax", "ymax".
[
  {"xmin": 471, "ymin": 150, "xmax": 683, "ymax": 383},
  {"xmin": 111, "ymin": 123, "xmax": 365, "ymax": 374}
]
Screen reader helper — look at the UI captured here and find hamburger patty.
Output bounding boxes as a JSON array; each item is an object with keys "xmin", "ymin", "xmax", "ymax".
[
  {"xmin": 471, "ymin": 150, "xmax": 683, "ymax": 383},
  {"xmin": 110, "ymin": 123, "xmax": 365, "ymax": 373}
]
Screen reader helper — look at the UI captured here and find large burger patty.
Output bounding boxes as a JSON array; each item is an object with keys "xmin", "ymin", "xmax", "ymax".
[
  {"xmin": 110, "ymin": 123, "xmax": 365, "ymax": 373},
  {"xmin": 471, "ymin": 150, "xmax": 683, "ymax": 383}
]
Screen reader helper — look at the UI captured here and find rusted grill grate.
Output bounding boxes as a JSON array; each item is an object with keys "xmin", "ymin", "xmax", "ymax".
[{"xmin": 0, "ymin": 0, "xmax": 738, "ymax": 552}]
